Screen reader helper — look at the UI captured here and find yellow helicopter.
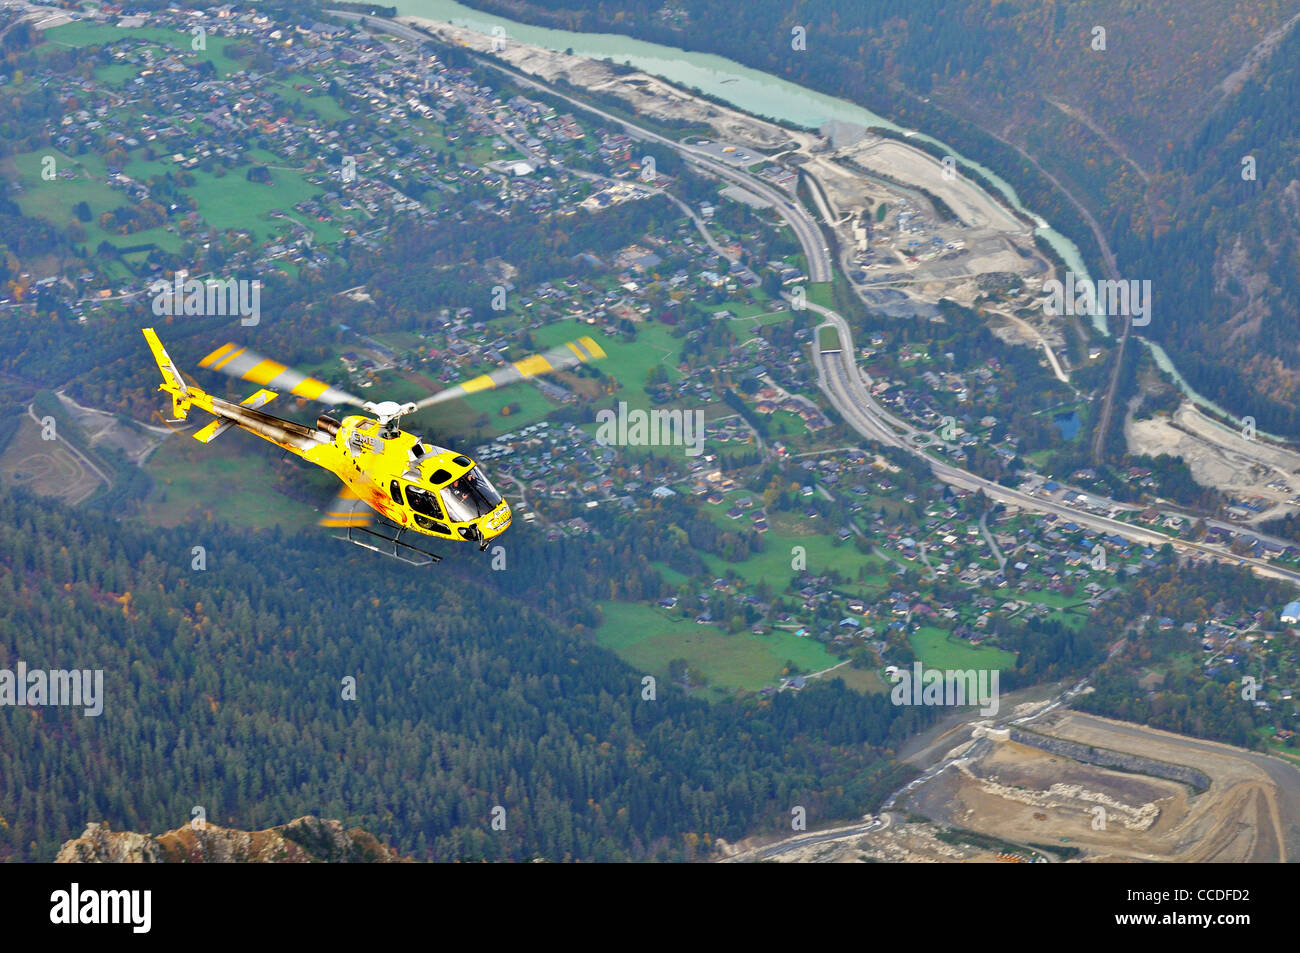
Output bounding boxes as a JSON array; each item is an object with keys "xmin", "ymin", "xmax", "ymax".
[{"xmin": 143, "ymin": 327, "xmax": 605, "ymax": 564}]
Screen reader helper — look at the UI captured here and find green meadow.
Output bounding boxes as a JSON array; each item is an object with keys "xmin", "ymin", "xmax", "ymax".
[
  {"xmin": 7, "ymin": 146, "xmax": 331, "ymax": 256},
  {"xmin": 142, "ymin": 426, "xmax": 322, "ymax": 531},
  {"xmin": 594, "ymin": 600, "xmax": 842, "ymax": 694},
  {"xmin": 909, "ymin": 625, "xmax": 1017, "ymax": 671},
  {"xmin": 46, "ymin": 21, "xmax": 244, "ymax": 76},
  {"xmin": 700, "ymin": 525, "xmax": 891, "ymax": 593},
  {"xmin": 531, "ymin": 318, "xmax": 685, "ymax": 406}
]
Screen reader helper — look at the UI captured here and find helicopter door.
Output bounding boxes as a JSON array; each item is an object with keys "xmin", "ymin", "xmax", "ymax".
[{"xmin": 405, "ymin": 484, "xmax": 449, "ymax": 535}]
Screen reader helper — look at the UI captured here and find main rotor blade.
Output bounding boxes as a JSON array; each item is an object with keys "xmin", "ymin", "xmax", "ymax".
[
  {"xmin": 199, "ymin": 342, "xmax": 362, "ymax": 407},
  {"xmin": 413, "ymin": 336, "xmax": 606, "ymax": 410}
]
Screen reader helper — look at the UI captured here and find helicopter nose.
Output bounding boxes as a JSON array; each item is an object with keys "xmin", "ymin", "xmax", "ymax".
[{"xmin": 483, "ymin": 502, "xmax": 512, "ymax": 538}]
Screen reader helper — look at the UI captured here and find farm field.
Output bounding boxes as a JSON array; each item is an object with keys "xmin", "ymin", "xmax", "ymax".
[
  {"xmin": 594, "ymin": 600, "xmax": 842, "ymax": 695},
  {"xmin": 909, "ymin": 625, "xmax": 1017, "ymax": 671}
]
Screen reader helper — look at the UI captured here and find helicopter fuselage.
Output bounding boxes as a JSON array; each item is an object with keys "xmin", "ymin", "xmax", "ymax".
[
  {"xmin": 312, "ymin": 414, "xmax": 512, "ymax": 546},
  {"xmin": 143, "ymin": 328, "xmax": 511, "ymax": 549}
]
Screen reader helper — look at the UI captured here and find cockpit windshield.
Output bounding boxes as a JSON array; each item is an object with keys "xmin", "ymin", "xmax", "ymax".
[{"xmin": 439, "ymin": 467, "xmax": 502, "ymax": 523}]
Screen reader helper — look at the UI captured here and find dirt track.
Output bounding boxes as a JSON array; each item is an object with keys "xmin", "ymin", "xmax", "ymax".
[{"xmin": 0, "ymin": 412, "xmax": 103, "ymax": 505}]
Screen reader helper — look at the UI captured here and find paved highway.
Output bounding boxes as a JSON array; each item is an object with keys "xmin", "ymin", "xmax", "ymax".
[
  {"xmin": 507, "ymin": 69, "xmax": 833, "ymax": 281},
  {"xmin": 808, "ymin": 300, "xmax": 1300, "ymax": 586}
]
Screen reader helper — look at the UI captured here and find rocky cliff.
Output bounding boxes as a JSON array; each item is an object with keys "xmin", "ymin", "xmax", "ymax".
[{"xmin": 55, "ymin": 816, "xmax": 402, "ymax": 863}]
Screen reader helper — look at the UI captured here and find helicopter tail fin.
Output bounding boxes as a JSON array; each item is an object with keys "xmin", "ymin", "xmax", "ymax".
[
  {"xmin": 142, "ymin": 328, "xmax": 194, "ymax": 420},
  {"xmin": 143, "ymin": 328, "xmax": 189, "ymax": 394}
]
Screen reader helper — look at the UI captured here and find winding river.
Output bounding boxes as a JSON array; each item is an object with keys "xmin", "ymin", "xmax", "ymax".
[{"xmin": 392, "ymin": 0, "xmax": 1238, "ymax": 422}]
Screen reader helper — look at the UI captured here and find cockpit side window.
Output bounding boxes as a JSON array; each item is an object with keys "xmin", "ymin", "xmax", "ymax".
[
  {"xmin": 405, "ymin": 484, "xmax": 443, "ymax": 519},
  {"xmin": 389, "ymin": 480, "xmax": 403, "ymax": 505}
]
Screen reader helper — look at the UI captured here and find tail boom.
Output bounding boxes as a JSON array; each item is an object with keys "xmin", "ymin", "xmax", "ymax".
[{"xmin": 143, "ymin": 328, "xmax": 322, "ymax": 454}]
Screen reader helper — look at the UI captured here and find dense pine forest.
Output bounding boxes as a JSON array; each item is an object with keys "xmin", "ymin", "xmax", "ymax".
[{"xmin": 0, "ymin": 486, "xmax": 933, "ymax": 862}]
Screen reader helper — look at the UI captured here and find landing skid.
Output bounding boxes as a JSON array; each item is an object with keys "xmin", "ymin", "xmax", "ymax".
[{"xmin": 333, "ymin": 518, "xmax": 443, "ymax": 566}]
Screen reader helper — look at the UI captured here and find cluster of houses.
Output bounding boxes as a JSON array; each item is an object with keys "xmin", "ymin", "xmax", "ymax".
[
  {"xmin": 18, "ymin": 5, "xmax": 684, "ymax": 316},
  {"xmin": 751, "ymin": 386, "xmax": 829, "ymax": 431}
]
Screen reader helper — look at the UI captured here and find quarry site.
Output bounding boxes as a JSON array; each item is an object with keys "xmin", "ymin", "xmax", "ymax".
[
  {"xmin": 722, "ymin": 709, "xmax": 1300, "ymax": 863},
  {"xmin": 1127, "ymin": 401, "xmax": 1300, "ymax": 524},
  {"xmin": 405, "ymin": 13, "xmax": 1057, "ymax": 322}
]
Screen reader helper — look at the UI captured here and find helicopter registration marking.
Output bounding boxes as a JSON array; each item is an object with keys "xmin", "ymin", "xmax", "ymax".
[{"xmin": 347, "ymin": 432, "xmax": 383, "ymax": 454}]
